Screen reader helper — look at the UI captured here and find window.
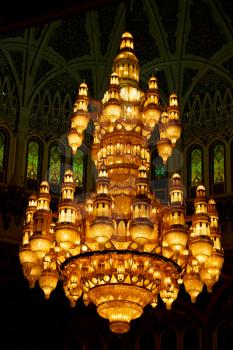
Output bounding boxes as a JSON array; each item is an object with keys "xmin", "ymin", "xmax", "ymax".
[
  {"xmin": 72, "ymin": 149, "xmax": 84, "ymax": 186},
  {"xmin": 26, "ymin": 140, "xmax": 40, "ymax": 180},
  {"xmin": 188, "ymin": 146, "xmax": 203, "ymax": 197},
  {"xmin": 211, "ymin": 143, "xmax": 225, "ymax": 194},
  {"xmin": 0, "ymin": 129, "xmax": 8, "ymax": 181},
  {"xmin": 213, "ymin": 144, "xmax": 224, "ymax": 184},
  {"xmin": 190, "ymin": 148, "xmax": 203, "ymax": 187},
  {"xmin": 48, "ymin": 145, "xmax": 62, "ymax": 184},
  {"xmin": 151, "ymin": 148, "xmax": 167, "ymax": 202}
]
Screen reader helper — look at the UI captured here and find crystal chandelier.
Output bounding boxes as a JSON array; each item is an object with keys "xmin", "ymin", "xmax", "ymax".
[{"xmin": 19, "ymin": 32, "xmax": 224, "ymax": 334}]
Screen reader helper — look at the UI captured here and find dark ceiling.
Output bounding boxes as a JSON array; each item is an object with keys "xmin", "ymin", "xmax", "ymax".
[{"xmin": 0, "ymin": 0, "xmax": 125, "ymax": 34}]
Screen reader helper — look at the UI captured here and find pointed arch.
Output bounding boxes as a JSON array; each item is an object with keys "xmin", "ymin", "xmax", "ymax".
[
  {"xmin": 223, "ymin": 88, "xmax": 232, "ymax": 114},
  {"xmin": 26, "ymin": 139, "xmax": 41, "ymax": 180},
  {"xmin": 72, "ymin": 148, "xmax": 85, "ymax": 186},
  {"xmin": 25, "ymin": 137, "xmax": 43, "ymax": 190},
  {"xmin": 210, "ymin": 141, "xmax": 225, "ymax": 195},
  {"xmin": 188, "ymin": 145, "xmax": 204, "ymax": 197},
  {"xmin": 48, "ymin": 143, "xmax": 64, "ymax": 184}
]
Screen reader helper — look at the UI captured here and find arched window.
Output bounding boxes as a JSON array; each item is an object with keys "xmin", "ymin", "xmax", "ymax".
[
  {"xmin": 48, "ymin": 144, "xmax": 63, "ymax": 184},
  {"xmin": 188, "ymin": 146, "xmax": 203, "ymax": 197},
  {"xmin": 161, "ymin": 328, "xmax": 177, "ymax": 350},
  {"xmin": 0, "ymin": 129, "xmax": 8, "ymax": 182},
  {"xmin": 151, "ymin": 147, "xmax": 167, "ymax": 202},
  {"xmin": 72, "ymin": 149, "xmax": 84, "ymax": 186},
  {"xmin": 183, "ymin": 326, "xmax": 200, "ymax": 350},
  {"xmin": 139, "ymin": 331, "xmax": 155, "ymax": 349},
  {"xmin": 211, "ymin": 143, "xmax": 225, "ymax": 194},
  {"xmin": 26, "ymin": 140, "xmax": 40, "ymax": 180}
]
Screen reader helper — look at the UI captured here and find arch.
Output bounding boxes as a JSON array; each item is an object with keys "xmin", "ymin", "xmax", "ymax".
[
  {"xmin": 0, "ymin": 76, "xmax": 19, "ymax": 116},
  {"xmin": 26, "ymin": 138, "xmax": 42, "ymax": 181},
  {"xmin": 161, "ymin": 327, "xmax": 177, "ymax": 350},
  {"xmin": 48, "ymin": 143, "xmax": 64, "ymax": 184},
  {"xmin": 187, "ymin": 145, "xmax": 204, "ymax": 198},
  {"xmin": 0, "ymin": 127, "xmax": 9, "ymax": 182},
  {"xmin": 139, "ymin": 330, "xmax": 155, "ymax": 349},
  {"xmin": 209, "ymin": 141, "xmax": 225, "ymax": 195},
  {"xmin": 182, "ymin": 325, "xmax": 200, "ymax": 350},
  {"xmin": 223, "ymin": 88, "xmax": 232, "ymax": 114},
  {"xmin": 72, "ymin": 148, "xmax": 85, "ymax": 186}
]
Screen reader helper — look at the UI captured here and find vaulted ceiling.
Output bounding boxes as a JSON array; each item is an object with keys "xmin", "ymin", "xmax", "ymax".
[{"xmin": 0, "ymin": 0, "xmax": 232, "ymax": 134}]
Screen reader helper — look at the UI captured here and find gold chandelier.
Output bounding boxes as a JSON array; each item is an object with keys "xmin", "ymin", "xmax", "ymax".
[{"xmin": 19, "ymin": 32, "xmax": 224, "ymax": 334}]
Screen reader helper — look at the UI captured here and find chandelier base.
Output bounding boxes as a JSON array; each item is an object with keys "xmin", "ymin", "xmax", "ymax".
[{"xmin": 109, "ymin": 321, "xmax": 130, "ymax": 334}]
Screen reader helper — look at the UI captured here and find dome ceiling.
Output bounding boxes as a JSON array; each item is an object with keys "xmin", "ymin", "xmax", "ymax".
[{"xmin": 0, "ymin": 0, "xmax": 232, "ymax": 136}]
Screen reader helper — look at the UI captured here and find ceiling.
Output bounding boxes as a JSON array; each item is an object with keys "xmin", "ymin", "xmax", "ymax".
[
  {"xmin": 0, "ymin": 0, "xmax": 125, "ymax": 34},
  {"xmin": 0, "ymin": 0, "xmax": 232, "ymax": 140}
]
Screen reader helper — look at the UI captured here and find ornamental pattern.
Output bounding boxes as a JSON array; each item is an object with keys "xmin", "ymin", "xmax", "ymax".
[
  {"xmin": 0, "ymin": 76, "xmax": 18, "ymax": 127},
  {"xmin": 190, "ymin": 148, "xmax": 202, "ymax": 187},
  {"xmin": 190, "ymin": 70, "xmax": 232, "ymax": 99},
  {"xmin": 26, "ymin": 141, "xmax": 40, "ymax": 180},
  {"xmin": 182, "ymin": 88, "xmax": 233, "ymax": 145},
  {"xmin": 30, "ymin": 89, "xmax": 72, "ymax": 137}
]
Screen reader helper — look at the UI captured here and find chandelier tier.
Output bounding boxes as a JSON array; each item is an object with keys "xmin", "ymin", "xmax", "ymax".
[{"xmin": 19, "ymin": 32, "xmax": 224, "ymax": 334}]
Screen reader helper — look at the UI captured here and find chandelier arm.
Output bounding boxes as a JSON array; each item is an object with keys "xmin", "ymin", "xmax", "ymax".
[{"xmin": 60, "ymin": 249, "xmax": 182, "ymax": 272}]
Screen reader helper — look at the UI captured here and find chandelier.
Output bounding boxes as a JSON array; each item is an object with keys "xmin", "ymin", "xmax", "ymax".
[{"xmin": 19, "ymin": 32, "xmax": 224, "ymax": 334}]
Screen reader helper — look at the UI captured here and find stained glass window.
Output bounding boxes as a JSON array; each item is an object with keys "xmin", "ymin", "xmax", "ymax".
[
  {"xmin": 73, "ymin": 149, "xmax": 84, "ymax": 186},
  {"xmin": 48, "ymin": 145, "xmax": 62, "ymax": 183},
  {"xmin": 154, "ymin": 154, "xmax": 165, "ymax": 177},
  {"xmin": 0, "ymin": 131, "xmax": 6, "ymax": 171},
  {"xmin": 26, "ymin": 141, "xmax": 40, "ymax": 179},
  {"xmin": 213, "ymin": 144, "xmax": 224, "ymax": 184},
  {"xmin": 190, "ymin": 148, "xmax": 202, "ymax": 186}
]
